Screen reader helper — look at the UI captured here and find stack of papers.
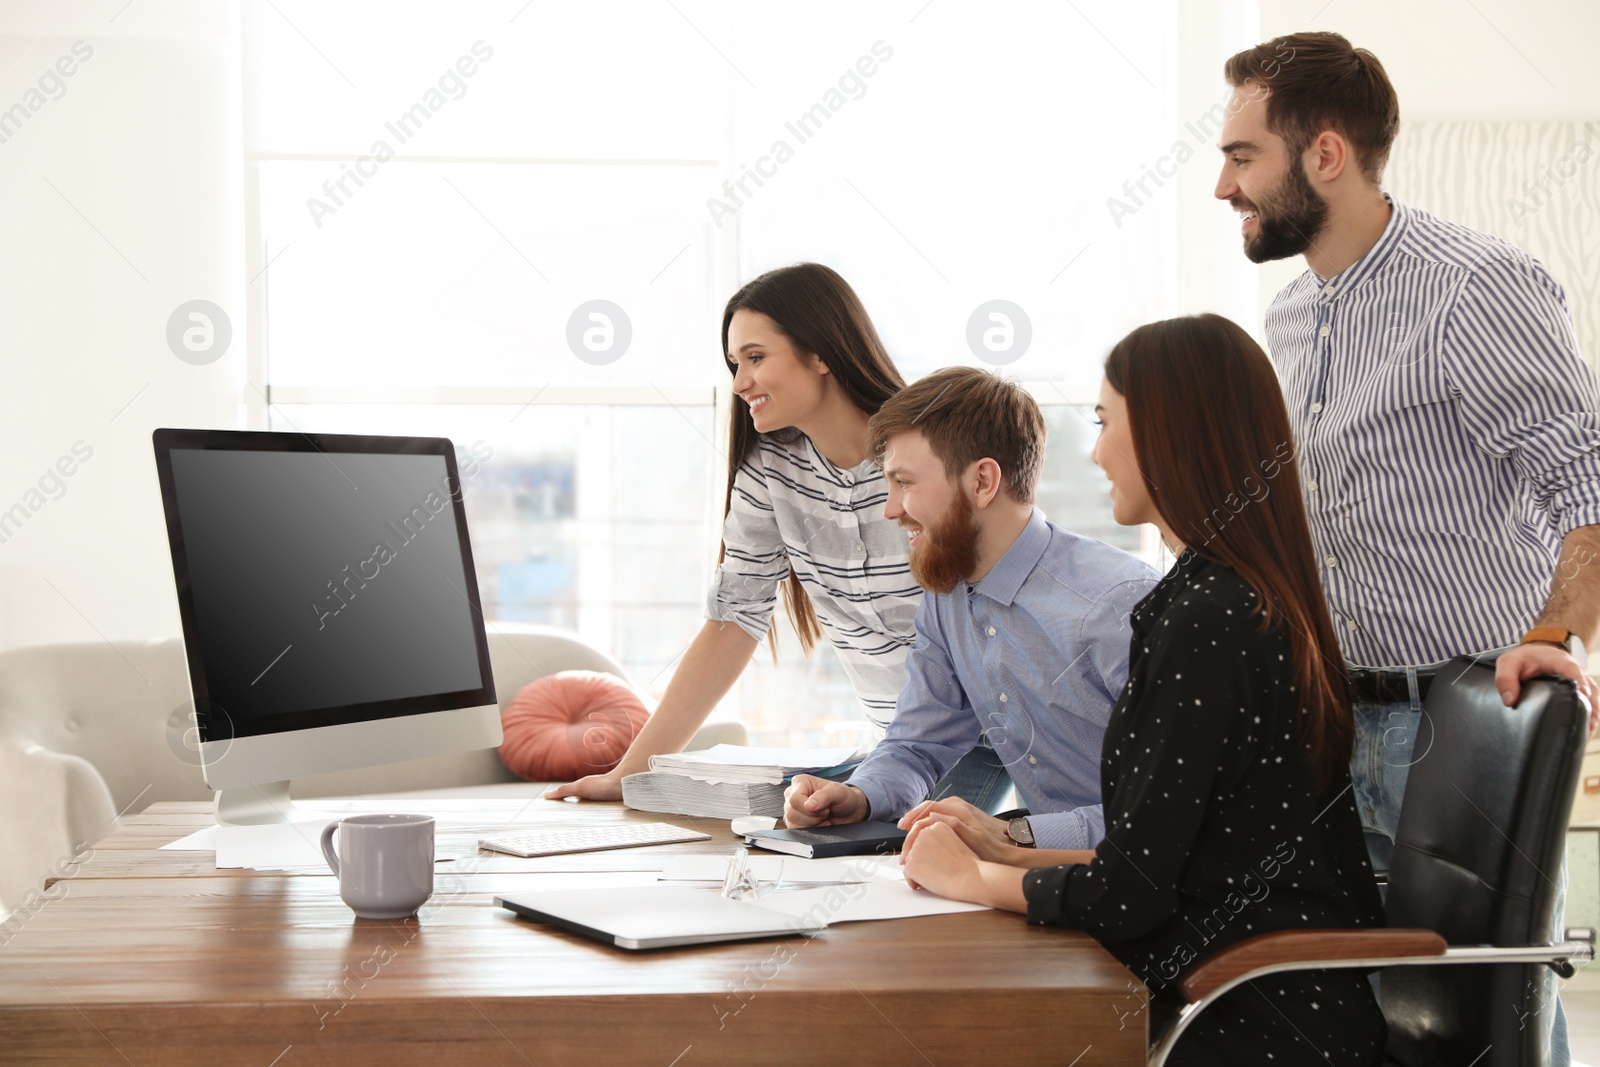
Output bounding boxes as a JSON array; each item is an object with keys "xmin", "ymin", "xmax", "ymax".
[
  {"xmin": 621, "ymin": 772, "xmax": 788, "ymax": 819},
  {"xmin": 647, "ymin": 744, "xmax": 864, "ymax": 784},
  {"xmin": 622, "ymin": 745, "xmax": 864, "ymax": 819}
]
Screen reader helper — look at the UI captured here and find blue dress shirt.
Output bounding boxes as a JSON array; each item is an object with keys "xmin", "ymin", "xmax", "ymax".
[{"xmin": 848, "ymin": 508, "xmax": 1159, "ymax": 849}]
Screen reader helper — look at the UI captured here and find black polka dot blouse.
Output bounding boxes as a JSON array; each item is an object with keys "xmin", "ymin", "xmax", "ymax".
[{"xmin": 1022, "ymin": 550, "xmax": 1387, "ymax": 1065}]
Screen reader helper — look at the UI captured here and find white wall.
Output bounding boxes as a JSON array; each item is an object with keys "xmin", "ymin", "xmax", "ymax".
[{"xmin": 0, "ymin": 2, "xmax": 246, "ymax": 653}]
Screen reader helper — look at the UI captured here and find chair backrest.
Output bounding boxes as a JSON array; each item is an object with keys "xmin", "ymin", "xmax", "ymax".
[
  {"xmin": 0, "ymin": 639, "xmax": 203, "ymax": 814},
  {"xmin": 1382, "ymin": 657, "xmax": 1586, "ymax": 1067}
]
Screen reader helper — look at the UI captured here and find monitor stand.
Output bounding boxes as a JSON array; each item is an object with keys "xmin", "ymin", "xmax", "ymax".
[{"xmin": 214, "ymin": 781, "xmax": 335, "ymax": 826}]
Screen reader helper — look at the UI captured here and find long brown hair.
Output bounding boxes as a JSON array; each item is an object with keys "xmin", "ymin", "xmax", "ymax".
[
  {"xmin": 1104, "ymin": 313, "xmax": 1352, "ymax": 791},
  {"xmin": 720, "ymin": 263, "xmax": 905, "ymax": 656}
]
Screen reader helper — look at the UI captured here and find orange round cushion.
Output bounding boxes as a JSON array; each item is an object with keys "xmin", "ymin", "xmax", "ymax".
[{"xmin": 497, "ymin": 670, "xmax": 652, "ymax": 782}]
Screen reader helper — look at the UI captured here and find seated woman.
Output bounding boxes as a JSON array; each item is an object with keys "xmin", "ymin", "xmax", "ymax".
[{"xmin": 900, "ymin": 313, "xmax": 1386, "ymax": 1066}]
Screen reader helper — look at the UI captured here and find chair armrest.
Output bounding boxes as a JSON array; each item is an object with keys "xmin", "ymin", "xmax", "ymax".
[
  {"xmin": 1153, "ymin": 932, "xmax": 1590, "ymax": 1067},
  {"xmin": 1180, "ymin": 928, "xmax": 1447, "ymax": 1002},
  {"xmin": 0, "ymin": 740, "xmax": 117, "ymax": 918}
]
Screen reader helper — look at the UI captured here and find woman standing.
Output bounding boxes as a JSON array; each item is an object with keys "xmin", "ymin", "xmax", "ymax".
[
  {"xmin": 900, "ymin": 314, "xmax": 1386, "ymax": 1065},
  {"xmin": 549, "ymin": 263, "xmax": 922, "ymax": 801}
]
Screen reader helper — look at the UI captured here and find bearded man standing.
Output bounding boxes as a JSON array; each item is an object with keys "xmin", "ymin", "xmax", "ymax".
[
  {"xmin": 1215, "ymin": 33, "xmax": 1600, "ymax": 1065},
  {"xmin": 1215, "ymin": 32, "xmax": 1600, "ymax": 851},
  {"xmin": 784, "ymin": 367, "xmax": 1157, "ymax": 853}
]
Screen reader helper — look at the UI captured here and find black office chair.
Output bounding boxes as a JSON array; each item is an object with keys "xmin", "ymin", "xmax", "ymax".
[{"xmin": 1148, "ymin": 657, "xmax": 1594, "ymax": 1067}]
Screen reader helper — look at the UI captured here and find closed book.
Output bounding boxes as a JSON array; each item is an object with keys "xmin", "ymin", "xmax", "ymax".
[{"xmin": 746, "ymin": 821, "xmax": 908, "ymax": 859}]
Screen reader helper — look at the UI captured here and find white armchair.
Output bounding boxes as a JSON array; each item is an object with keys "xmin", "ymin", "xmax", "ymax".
[
  {"xmin": 0, "ymin": 625, "xmax": 744, "ymax": 917},
  {"xmin": 0, "ymin": 740, "xmax": 114, "ymax": 927}
]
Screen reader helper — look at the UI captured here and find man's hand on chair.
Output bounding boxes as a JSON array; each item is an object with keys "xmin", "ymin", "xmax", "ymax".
[{"xmin": 1496, "ymin": 643, "xmax": 1598, "ymax": 736}]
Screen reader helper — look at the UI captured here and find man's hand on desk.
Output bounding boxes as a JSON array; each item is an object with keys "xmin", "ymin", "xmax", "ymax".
[
  {"xmin": 783, "ymin": 776, "xmax": 869, "ymax": 827},
  {"xmin": 544, "ymin": 772, "xmax": 624, "ymax": 802},
  {"xmin": 898, "ymin": 797, "xmax": 1016, "ymax": 863}
]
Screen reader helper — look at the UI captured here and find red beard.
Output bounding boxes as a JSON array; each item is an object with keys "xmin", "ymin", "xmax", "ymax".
[{"xmin": 907, "ymin": 490, "xmax": 979, "ymax": 594}]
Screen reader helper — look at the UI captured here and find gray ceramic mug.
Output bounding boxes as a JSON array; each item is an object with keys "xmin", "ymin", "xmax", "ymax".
[{"xmin": 319, "ymin": 813, "xmax": 435, "ymax": 920}]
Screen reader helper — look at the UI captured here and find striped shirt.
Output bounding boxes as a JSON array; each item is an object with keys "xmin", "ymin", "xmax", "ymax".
[
  {"xmin": 848, "ymin": 508, "xmax": 1159, "ymax": 849},
  {"xmin": 1267, "ymin": 195, "xmax": 1600, "ymax": 667},
  {"xmin": 705, "ymin": 432, "xmax": 922, "ymax": 727}
]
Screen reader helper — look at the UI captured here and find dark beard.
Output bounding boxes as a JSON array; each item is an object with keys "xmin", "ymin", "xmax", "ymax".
[
  {"xmin": 908, "ymin": 491, "xmax": 980, "ymax": 595},
  {"xmin": 1242, "ymin": 158, "xmax": 1328, "ymax": 263}
]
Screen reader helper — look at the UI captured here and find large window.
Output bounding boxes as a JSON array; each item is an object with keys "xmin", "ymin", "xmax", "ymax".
[{"xmin": 248, "ymin": 0, "xmax": 1177, "ymax": 744}]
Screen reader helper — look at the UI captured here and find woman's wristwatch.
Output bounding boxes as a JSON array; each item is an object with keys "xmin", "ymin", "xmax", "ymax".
[{"xmin": 1006, "ymin": 817, "xmax": 1036, "ymax": 848}]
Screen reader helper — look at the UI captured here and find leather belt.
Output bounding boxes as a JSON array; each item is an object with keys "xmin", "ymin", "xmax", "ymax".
[{"xmin": 1346, "ymin": 667, "xmax": 1435, "ymax": 706}]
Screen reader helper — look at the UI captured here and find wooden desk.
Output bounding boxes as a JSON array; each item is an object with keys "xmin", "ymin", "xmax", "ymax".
[{"xmin": 0, "ymin": 799, "xmax": 1148, "ymax": 1065}]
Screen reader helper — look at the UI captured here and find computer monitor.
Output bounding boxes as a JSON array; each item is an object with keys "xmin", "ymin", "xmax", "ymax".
[{"xmin": 152, "ymin": 428, "xmax": 502, "ymax": 825}]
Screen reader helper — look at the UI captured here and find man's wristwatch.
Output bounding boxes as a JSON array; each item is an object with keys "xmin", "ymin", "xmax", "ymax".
[
  {"xmin": 1006, "ymin": 817, "xmax": 1036, "ymax": 848},
  {"xmin": 1521, "ymin": 626, "xmax": 1586, "ymax": 658}
]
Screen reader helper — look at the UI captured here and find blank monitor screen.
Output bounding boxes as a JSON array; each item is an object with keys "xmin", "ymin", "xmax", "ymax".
[{"xmin": 154, "ymin": 429, "xmax": 495, "ymax": 741}]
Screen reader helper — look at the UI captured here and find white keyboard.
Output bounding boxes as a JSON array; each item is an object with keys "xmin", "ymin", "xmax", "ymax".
[{"xmin": 477, "ymin": 822, "xmax": 712, "ymax": 858}]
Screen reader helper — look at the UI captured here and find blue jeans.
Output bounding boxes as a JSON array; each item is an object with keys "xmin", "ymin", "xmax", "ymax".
[
  {"xmin": 930, "ymin": 740, "xmax": 1015, "ymax": 816},
  {"xmin": 1353, "ymin": 679, "xmax": 1570, "ymax": 1066}
]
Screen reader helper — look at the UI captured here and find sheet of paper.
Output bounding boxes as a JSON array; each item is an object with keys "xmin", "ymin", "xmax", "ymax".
[
  {"xmin": 164, "ymin": 816, "xmax": 336, "ymax": 861},
  {"xmin": 159, "ymin": 799, "xmax": 499, "ymax": 857},
  {"xmin": 831, "ymin": 853, "xmax": 906, "ymax": 882},
  {"xmin": 754, "ymin": 878, "xmax": 989, "ymax": 924},
  {"xmin": 656, "ymin": 854, "xmax": 897, "ymax": 884},
  {"xmin": 214, "ymin": 821, "xmax": 334, "ymax": 870},
  {"xmin": 161, "ymin": 825, "xmax": 218, "ymax": 851}
]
